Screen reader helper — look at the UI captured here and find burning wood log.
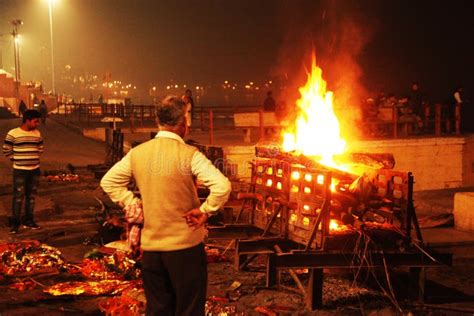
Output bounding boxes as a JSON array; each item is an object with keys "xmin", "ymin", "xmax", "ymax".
[
  {"xmin": 254, "ymin": 146, "xmax": 357, "ymax": 182},
  {"xmin": 334, "ymin": 153, "xmax": 396, "ymax": 170}
]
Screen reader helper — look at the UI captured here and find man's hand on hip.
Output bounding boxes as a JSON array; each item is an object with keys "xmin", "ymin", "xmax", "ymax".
[{"xmin": 183, "ymin": 208, "xmax": 208, "ymax": 230}]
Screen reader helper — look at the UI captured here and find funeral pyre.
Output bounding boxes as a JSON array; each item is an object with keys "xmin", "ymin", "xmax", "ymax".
[
  {"xmin": 251, "ymin": 146, "xmax": 418, "ymax": 251},
  {"xmin": 248, "ymin": 54, "xmax": 422, "ymax": 251}
]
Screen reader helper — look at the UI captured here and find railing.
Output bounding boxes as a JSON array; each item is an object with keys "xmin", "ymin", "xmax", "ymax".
[
  {"xmin": 54, "ymin": 103, "xmax": 157, "ymax": 127},
  {"xmin": 54, "ymin": 102, "xmax": 463, "ymax": 145},
  {"xmin": 365, "ymin": 102, "xmax": 462, "ymax": 139}
]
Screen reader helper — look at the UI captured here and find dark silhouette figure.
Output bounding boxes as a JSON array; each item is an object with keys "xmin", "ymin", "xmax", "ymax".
[
  {"xmin": 18, "ymin": 100, "xmax": 27, "ymax": 117},
  {"xmin": 39, "ymin": 100, "xmax": 48, "ymax": 125},
  {"xmin": 408, "ymin": 82, "xmax": 425, "ymax": 133},
  {"xmin": 409, "ymin": 82, "xmax": 423, "ymax": 118},
  {"xmin": 263, "ymin": 91, "xmax": 276, "ymax": 111},
  {"xmin": 182, "ymin": 89, "xmax": 195, "ymax": 128}
]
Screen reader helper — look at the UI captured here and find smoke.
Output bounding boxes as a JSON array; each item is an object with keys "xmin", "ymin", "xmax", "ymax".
[{"xmin": 273, "ymin": 0, "xmax": 377, "ymax": 140}]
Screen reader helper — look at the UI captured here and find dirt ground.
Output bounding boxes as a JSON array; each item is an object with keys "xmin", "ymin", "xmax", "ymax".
[{"xmin": 0, "ymin": 169, "xmax": 473, "ymax": 316}]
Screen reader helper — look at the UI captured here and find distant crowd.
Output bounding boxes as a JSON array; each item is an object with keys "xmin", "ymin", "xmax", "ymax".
[
  {"xmin": 361, "ymin": 83, "xmax": 467, "ymax": 136},
  {"xmin": 262, "ymin": 82, "xmax": 469, "ymax": 137}
]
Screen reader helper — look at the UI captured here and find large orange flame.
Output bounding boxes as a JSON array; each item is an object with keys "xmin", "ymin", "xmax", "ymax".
[{"xmin": 282, "ymin": 55, "xmax": 347, "ymax": 170}]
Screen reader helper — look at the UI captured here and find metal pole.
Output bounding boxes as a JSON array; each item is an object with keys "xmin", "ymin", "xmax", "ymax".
[
  {"xmin": 392, "ymin": 103, "xmax": 398, "ymax": 138},
  {"xmin": 259, "ymin": 110, "xmax": 264, "ymax": 140},
  {"xmin": 209, "ymin": 109, "xmax": 214, "ymax": 145},
  {"xmin": 16, "ymin": 35, "xmax": 21, "ymax": 81},
  {"xmin": 423, "ymin": 103, "xmax": 430, "ymax": 132},
  {"xmin": 434, "ymin": 103, "xmax": 441, "ymax": 136},
  {"xmin": 10, "ymin": 20, "xmax": 22, "ymax": 99},
  {"xmin": 12, "ymin": 29, "xmax": 19, "ymax": 96},
  {"xmin": 48, "ymin": 0, "xmax": 56, "ymax": 94},
  {"xmin": 455, "ymin": 103, "xmax": 461, "ymax": 135}
]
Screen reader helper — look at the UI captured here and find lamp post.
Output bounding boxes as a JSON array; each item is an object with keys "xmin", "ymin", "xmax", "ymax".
[
  {"xmin": 48, "ymin": 0, "xmax": 56, "ymax": 94},
  {"xmin": 11, "ymin": 19, "xmax": 22, "ymax": 99},
  {"xmin": 11, "ymin": 19, "xmax": 22, "ymax": 83}
]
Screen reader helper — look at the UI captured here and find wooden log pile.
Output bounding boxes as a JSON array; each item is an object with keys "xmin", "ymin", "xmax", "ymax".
[{"xmin": 251, "ymin": 145, "xmax": 415, "ymax": 249}]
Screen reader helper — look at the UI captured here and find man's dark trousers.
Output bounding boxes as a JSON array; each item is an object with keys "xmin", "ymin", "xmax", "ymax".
[
  {"xmin": 12, "ymin": 168, "xmax": 40, "ymax": 226},
  {"xmin": 142, "ymin": 243, "xmax": 207, "ymax": 316}
]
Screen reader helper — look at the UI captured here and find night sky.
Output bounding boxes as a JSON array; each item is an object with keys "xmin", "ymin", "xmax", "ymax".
[{"xmin": 0, "ymin": 0, "xmax": 472, "ymax": 103}]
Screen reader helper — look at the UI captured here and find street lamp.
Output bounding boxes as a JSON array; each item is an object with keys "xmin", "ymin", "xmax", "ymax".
[
  {"xmin": 10, "ymin": 19, "xmax": 23, "ymax": 83},
  {"xmin": 48, "ymin": 0, "xmax": 56, "ymax": 94},
  {"xmin": 11, "ymin": 19, "xmax": 22, "ymax": 100}
]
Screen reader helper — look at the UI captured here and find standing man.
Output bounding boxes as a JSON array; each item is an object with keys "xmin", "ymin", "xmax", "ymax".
[
  {"xmin": 101, "ymin": 96, "xmax": 231, "ymax": 315},
  {"xmin": 182, "ymin": 89, "xmax": 195, "ymax": 128},
  {"xmin": 454, "ymin": 86, "xmax": 463, "ymax": 107},
  {"xmin": 408, "ymin": 82, "xmax": 424, "ymax": 133},
  {"xmin": 3, "ymin": 110, "xmax": 44, "ymax": 234},
  {"xmin": 263, "ymin": 90, "xmax": 276, "ymax": 112},
  {"xmin": 39, "ymin": 100, "xmax": 48, "ymax": 125},
  {"xmin": 18, "ymin": 100, "xmax": 27, "ymax": 117},
  {"xmin": 453, "ymin": 86, "xmax": 464, "ymax": 133}
]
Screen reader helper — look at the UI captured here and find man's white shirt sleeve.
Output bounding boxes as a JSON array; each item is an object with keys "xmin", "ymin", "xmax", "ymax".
[
  {"xmin": 100, "ymin": 151, "xmax": 136, "ymax": 207},
  {"xmin": 191, "ymin": 151, "xmax": 231, "ymax": 214}
]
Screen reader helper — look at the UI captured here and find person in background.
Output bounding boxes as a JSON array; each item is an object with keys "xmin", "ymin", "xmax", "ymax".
[
  {"xmin": 408, "ymin": 82, "xmax": 425, "ymax": 132},
  {"xmin": 39, "ymin": 100, "xmax": 48, "ymax": 125},
  {"xmin": 101, "ymin": 95, "xmax": 231, "ymax": 315},
  {"xmin": 453, "ymin": 86, "xmax": 464, "ymax": 133},
  {"xmin": 263, "ymin": 90, "xmax": 276, "ymax": 111},
  {"xmin": 409, "ymin": 83, "xmax": 423, "ymax": 115},
  {"xmin": 454, "ymin": 86, "xmax": 463, "ymax": 107},
  {"xmin": 2, "ymin": 110, "xmax": 44, "ymax": 234},
  {"xmin": 18, "ymin": 100, "xmax": 27, "ymax": 117},
  {"xmin": 182, "ymin": 89, "xmax": 195, "ymax": 128}
]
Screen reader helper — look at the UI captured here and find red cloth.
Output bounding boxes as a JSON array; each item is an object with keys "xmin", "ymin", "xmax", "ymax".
[{"xmin": 124, "ymin": 202, "xmax": 143, "ymax": 250}]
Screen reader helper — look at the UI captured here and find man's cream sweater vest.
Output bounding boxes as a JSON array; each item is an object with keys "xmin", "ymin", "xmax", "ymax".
[{"xmin": 130, "ymin": 137, "xmax": 203, "ymax": 251}]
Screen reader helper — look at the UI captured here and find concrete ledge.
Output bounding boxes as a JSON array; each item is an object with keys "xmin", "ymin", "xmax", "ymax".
[{"xmin": 454, "ymin": 192, "xmax": 474, "ymax": 231}]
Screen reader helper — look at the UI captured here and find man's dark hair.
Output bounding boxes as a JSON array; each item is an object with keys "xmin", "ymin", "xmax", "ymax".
[
  {"xmin": 156, "ymin": 96, "xmax": 186, "ymax": 126},
  {"xmin": 22, "ymin": 110, "xmax": 41, "ymax": 123}
]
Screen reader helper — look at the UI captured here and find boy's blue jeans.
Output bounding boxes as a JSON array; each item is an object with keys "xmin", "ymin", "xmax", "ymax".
[{"xmin": 11, "ymin": 168, "xmax": 40, "ymax": 226}]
